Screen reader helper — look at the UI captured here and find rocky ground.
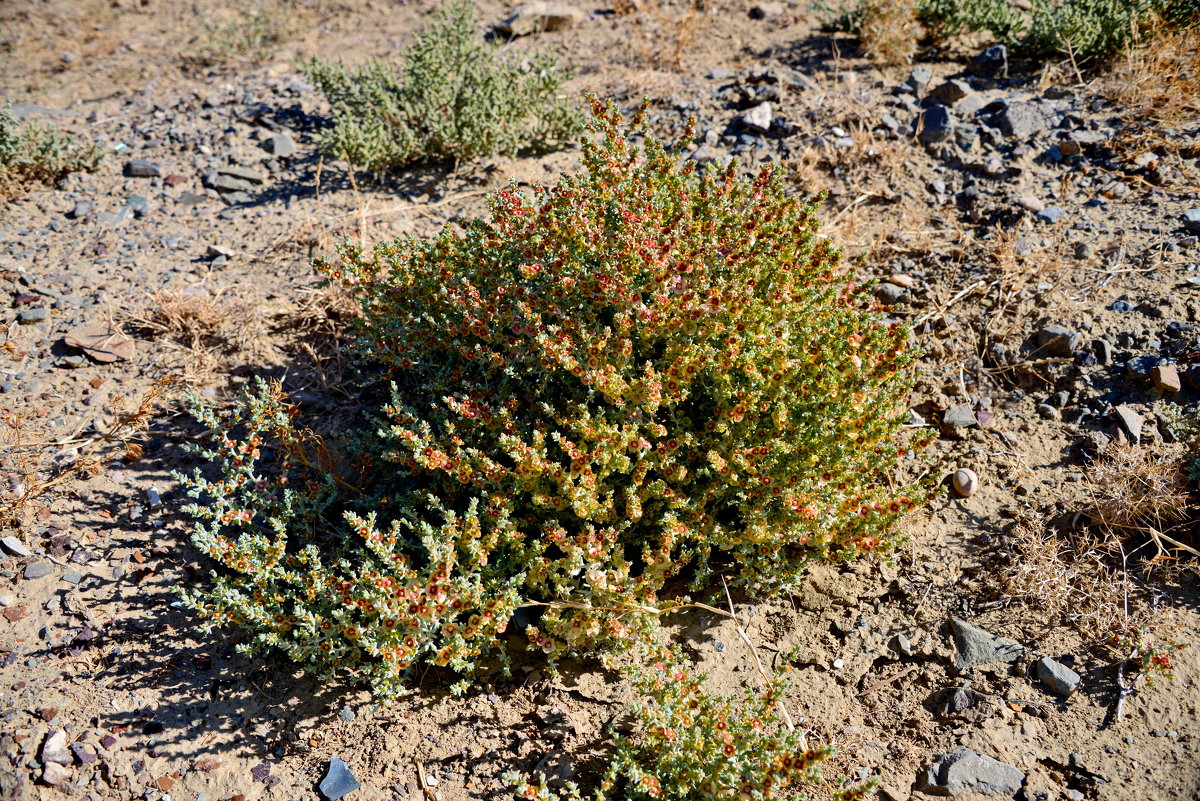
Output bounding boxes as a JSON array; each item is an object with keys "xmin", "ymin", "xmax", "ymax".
[{"xmin": 1, "ymin": 1, "xmax": 1199, "ymax": 800}]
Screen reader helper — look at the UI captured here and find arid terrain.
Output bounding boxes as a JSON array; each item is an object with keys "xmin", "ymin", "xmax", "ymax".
[{"xmin": 1, "ymin": 1, "xmax": 1199, "ymax": 800}]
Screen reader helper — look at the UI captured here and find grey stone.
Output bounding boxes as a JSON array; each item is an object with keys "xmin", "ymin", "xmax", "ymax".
[
  {"xmin": 24, "ymin": 562, "xmax": 53, "ymax": 580},
  {"xmin": 909, "ymin": 66, "xmax": 933, "ymax": 95},
  {"xmin": 928, "ymin": 80, "xmax": 972, "ymax": 104},
  {"xmin": 496, "ymin": 2, "xmax": 584, "ymax": 36},
  {"xmin": 1091, "ymin": 338, "xmax": 1113, "ymax": 364},
  {"xmin": 942, "ymin": 403, "xmax": 978, "ymax": 432},
  {"xmin": 1035, "ymin": 206, "xmax": 1065, "ymax": 223},
  {"xmin": 319, "ymin": 757, "xmax": 361, "ymax": 801},
  {"xmin": 263, "ymin": 133, "xmax": 296, "ymax": 156},
  {"xmin": 958, "ymin": 93, "xmax": 988, "ymax": 116},
  {"xmin": 916, "ymin": 105, "xmax": 955, "ymax": 144},
  {"xmin": 1036, "ymin": 403, "xmax": 1061, "ymax": 421},
  {"xmin": 1, "ymin": 536, "xmax": 32, "ymax": 557},
  {"xmin": 124, "ymin": 159, "xmax": 161, "ymax": 178},
  {"xmin": 875, "ymin": 282, "xmax": 907, "ymax": 306},
  {"xmin": 1182, "ymin": 209, "xmax": 1200, "ymax": 232},
  {"xmin": 206, "ymin": 172, "xmax": 254, "ymax": 192},
  {"xmin": 994, "ymin": 102, "xmax": 1054, "ymax": 139},
  {"xmin": 18, "ymin": 308, "xmax": 50, "ymax": 324},
  {"xmin": 1034, "ymin": 656, "xmax": 1081, "ymax": 696},
  {"xmin": 70, "ymin": 742, "xmax": 97, "ymax": 764},
  {"xmin": 62, "ymin": 570, "xmax": 83, "ymax": 585},
  {"xmin": 951, "ymin": 617, "xmax": 1025, "ymax": 669},
  {"xmin": 216, "ymin": 164, "xmax": 267, "ymax": 184},
  {"xmin": 68, "ymin": 199, "xmax": 94, "ymax": 219},
  {"xmin": 1037, "ymin": 325, "xmax": 1079, "ymax": 357},
  {"xmin": 970, "ymin": 44, "xmax": 1008, "ymax": 76},
  {"xmin": 338, "ymin": 706, "xmax": 356, "ymax": 722},
  {"xmin": 921, "ymin": 746, "xmax": 1025, "ymax": 796},
  {"xmin": 178, "ymin": 191, "xmax": 208, "ymax": 207},
  {"xmin": 741, "ymin": 101, "xmax": 773, "ymax": 133},
  {"xmin": 773, "ymin": 67, "xmax": 820, "ymax": 92},
  {"xmin": 889, "ymin": 633, "xmax": 914, "ymax": 657},
  {"xmin": 1113, "ymin": 405, "xmax": 1143, "ymax": 443}
]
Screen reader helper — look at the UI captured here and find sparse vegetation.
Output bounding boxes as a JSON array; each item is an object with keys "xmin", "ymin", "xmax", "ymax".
[
  {"xmin": 190, "ymin": 0, "xmax": 300, "ymax": 67},
  {"xmin": 301, "ymin": 0, "xmax": 582, "ymax": 171},
  {"xmin": 0, "ymin": 103, "xmax": 101, "ymax": 197},
  {"xmin": 508, "ymin": 655, "xmax": 876, "ymax": 801},
  {"xmin": 830, "ymin": 0, "xmax": 1199, "ymax": 62}
]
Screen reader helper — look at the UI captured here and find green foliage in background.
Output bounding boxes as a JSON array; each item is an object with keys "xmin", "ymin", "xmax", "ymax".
[
  {"xmin": 828, "ymin": 0, "xmax": 1199, "ymax": 60},
  {"xmin": 301, "ymin": 0, "xmax": 582, "ymax": 171},
  {"xmin": 0, "ymin": 104, "xmax": 102, "ymax": 198}
]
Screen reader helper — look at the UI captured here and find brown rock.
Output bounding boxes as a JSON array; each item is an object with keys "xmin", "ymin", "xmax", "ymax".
[{"xmin": 1151, "ymin": 364, "xmax": 1181, "ymax": 393}]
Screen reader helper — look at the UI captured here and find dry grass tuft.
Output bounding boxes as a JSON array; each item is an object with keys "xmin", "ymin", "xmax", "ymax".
[
  {"xmin": 1087, "ymin": 442, "xmax": 1198, "ymax": 558},
  {"xmin": 1103, "ymin": 25, "xmax": 1200, "ymax": 128},
  {"xmin": 623, "ymin": 0, "xmax": 708, "ymax": 73},
  {"xmin": 991, "ymin": 518, "xmax": 1159, "ymax": 641},
  {"xmin": 1, "ymin": 376, "xmax": 176, "ymax": 534},
  {"xmin": 858, "ymin": 0, "xmax": 919, "ymax": 66},
  {"xmin": 129, "ymin": 288, "xmax": 267, "ymax": 382}
]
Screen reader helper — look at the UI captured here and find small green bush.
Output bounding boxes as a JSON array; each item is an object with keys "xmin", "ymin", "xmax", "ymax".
[
  {"xmin": 190, "ymin": 0, "xmax": 299, "ymax": 67},
  {"xmin": 508, "ymin": 656, "xmax": 877, "ymax": 800},
  {"xmin": 177, "ymin": 99, "xmax": 927, "ymax": 699},
  {"xmin": 830, "ymin": 0, "xmax": 1197, "ymax": 60},
  {"xmin": 301, "ymin": 0, "xmax": 583, "ymax": 171},
  {"xmin": 0, "ymin": 104, "xmax": 102, "ymax": 198}
]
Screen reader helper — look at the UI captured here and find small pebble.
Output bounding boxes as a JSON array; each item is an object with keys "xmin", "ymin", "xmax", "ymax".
[{"xmin": 951, "ymin": 468, "xmax": 979, "ymax": 498}]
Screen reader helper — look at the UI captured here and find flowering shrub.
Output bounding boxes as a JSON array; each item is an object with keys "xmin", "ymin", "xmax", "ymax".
[
  {"xmin": 302, "ymin": 0, "xmax": 582, "ymax": 171},
  {"xmin": 177, "ymin": 98, "xmax": 927, "ymax": 698},
  {"xmin": 1114, "ymin": 627, "xmax": 1188, "ymax": 685},
  {"xmin": 507, "ymin": 657, "xmax": 877, "ymax": 800}
]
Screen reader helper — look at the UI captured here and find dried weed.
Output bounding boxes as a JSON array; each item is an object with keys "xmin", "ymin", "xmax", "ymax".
[
  {"xmin": 857, "ymin": 0, "xmax": 919, "ymax": 66},
  {"xmin": 129, "ymin": 288, "xmax": 267, "ymax": 383}
]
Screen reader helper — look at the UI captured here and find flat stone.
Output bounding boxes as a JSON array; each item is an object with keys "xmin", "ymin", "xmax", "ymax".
[
  {"xmin": 1113, "ymin": 405, "xmax": 1143, "ymax": 443},
  {"xmin": 1182, "ymin": 209, "xmax": 1200, "ymax": 233},
  {"xmin": 0, "ymin": 536, "xmax": 32, "ymax": 557},
  {"xmin": 889, "ymin": 633, "xmax": 914, "ymax": 657},
  {"xmin": 927, "ymin": 79, "xmax": 972, "ymax": 104},
  {"xmin": 495, "ymin": 2, "xmax": 584, "ymax": 35},
  {"xmin": 68, "ymin": 199, "xmax": 94, "ymax": 219},
  {"xmin": 741, "ymin": 101, "xmax": 773, "ymax": 133},
  {"xmin": 1151, "ymin": 364, "xmax": 1181, "ymax": 393},
  {"xmin": 994, "ymin": 102, "xmax": 1055, "ymax": 139},
  {"xmin": 41, "ymin": 730, "xmax": 71, "ymax": 765},
  {"xmin": 216, "ymin": 164, "xmax": 267, "ymax": 183},
  {"xmin": 921, "ymin": 746, "xmax": 1025, "ymax": 796},
  {"xmin": 319, "ymin": 757, "xmax": 361, "ymax": 801},
  {"xmin": 62, "ymin": 570, "xmax": 83, "ymax": 585},
  {"xmin": 942, "ymin": 403, "xmax": 978, "ymax": 432},
  {"xmin": 1037, "ymin": 325, "xmax": 1079, "ymax": 357},
  {"xmin": 875, "ymin": 282, "xmax": 907, "ymax": 306},
  {"xmin": 263, "ymin": 133, "xmax": 296, "ymax": 156},
  {"xmin": 207, "ymin": 172, "xmax": 255, "ymax": 192},
  {"xmin": 1036, "ymin": 206, "xmax": 1065, "ymax": 223},
  {"xmin": 951, "ymin": 617, "xmax": 1025, "ymax": 669},
  {"xmin": 1017, "ymin": 195, "xmax": 1044, "ymax": 212},
  {"xmin": 1034, "ymin": 657, "xmax": 1082, "ymax": 697},
  {"xmin": 178, "ymin": 191, "xmax": 208, "ymax": 206},
  {"xmin": 24, "ymin": 562, "xmax": 53, "ymax": 580},
  {"xmin": 18, "ymin": 307, "xmax": 50, "ymax": 324},
  {"xmin": 909, "ymin": 65, "xmax": 933, "ymax": 94},
  {"xmin": 71, "ymin": 742, "xmax": 98, "ymax": 764},
  {"xmin": 125, "ymin": 159, "xmax": 161, "ymax": 177}
]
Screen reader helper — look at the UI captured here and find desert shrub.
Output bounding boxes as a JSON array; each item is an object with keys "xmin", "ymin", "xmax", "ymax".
[
  {"xmin": 190, "ymin": 0, "xmax": 299, "ymax": 67},
  {"xmin": 858, "ymin": 0, "xmax": 921, "ymax": 65},
  {"xmin": 0, "ymin": 104, "xmax": 102, "ymax": 197},
  {"xmin": 301, "ymin": 0, "xmax": 582, "ymax": 171},
  {"xmin": 831, "ymin": 0, "xmax": 1197, "ymax": 60},
  {"xmin": 177, "ymin": 99, "xmax": 927, "ymax": 699},
  {"xmin": 508, "ymin": 657, "xmax": 877, "ymax": 800}
]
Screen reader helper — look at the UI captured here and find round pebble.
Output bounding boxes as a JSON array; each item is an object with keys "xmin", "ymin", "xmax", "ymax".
[{"xmin": 951, "ymin": 468, "xmax": 979, "ymax": 498}]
